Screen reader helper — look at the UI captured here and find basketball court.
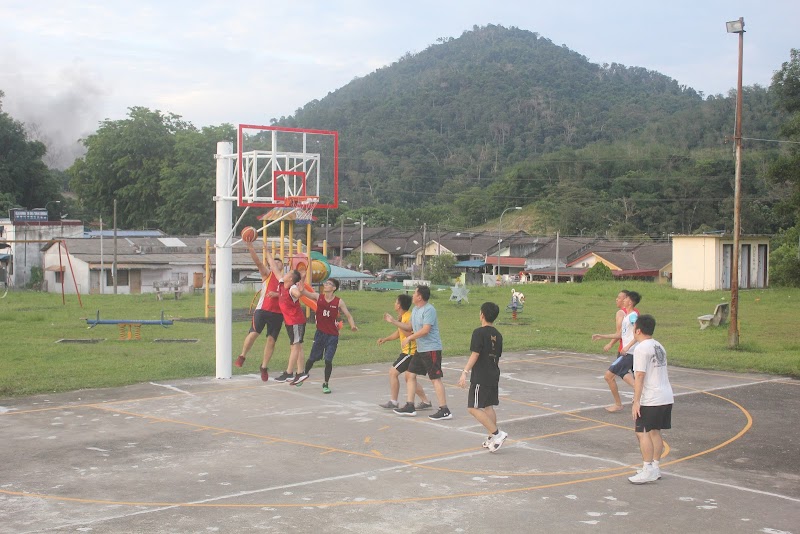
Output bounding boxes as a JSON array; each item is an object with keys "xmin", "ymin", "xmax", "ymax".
[{"xmin": 2, "ymin": 350, "xmax": 797, "ymax": 533}]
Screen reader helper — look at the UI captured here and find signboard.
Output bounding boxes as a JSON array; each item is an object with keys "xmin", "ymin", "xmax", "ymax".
[{"xmin": 9, "ymin": 209, "xmax": 49, "ymax": 222}]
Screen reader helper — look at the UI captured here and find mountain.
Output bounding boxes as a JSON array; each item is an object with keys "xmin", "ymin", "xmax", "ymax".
[{"xmin": 280, "ymin": 24, "xmax": 781, "ymax": 219}]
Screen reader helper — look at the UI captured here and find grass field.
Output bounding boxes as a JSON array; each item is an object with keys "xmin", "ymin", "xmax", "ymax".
[{"xmin": 1, "ymin": 282, "xmax": 798, "ymax": 397}]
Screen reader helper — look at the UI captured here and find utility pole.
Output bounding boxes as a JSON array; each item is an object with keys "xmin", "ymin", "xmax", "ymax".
[
  {"xmin": 339, "ymin": 215, "xmax": 345, "ymax": 266},
  {"xmin": 421, "ymin": 223, "xmax": 427, "ymax": 280},
  {"xmin": 113, "ymin": 199, "xmax": 118, "ymax": 294},
  {"xmin": 726, "ymin": 17, "xmax": 745, "ymax": 348}
]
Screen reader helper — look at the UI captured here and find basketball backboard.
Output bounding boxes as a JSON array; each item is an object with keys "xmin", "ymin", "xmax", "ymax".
[{"xmin": 236, "ymin": 124, "xmax": 338, "ymax": 209}]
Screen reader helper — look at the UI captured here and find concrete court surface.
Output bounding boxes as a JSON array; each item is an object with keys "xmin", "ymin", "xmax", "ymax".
[{"xmin": 1, "ymin": 349, "xmax": 798, "ymax": 534}]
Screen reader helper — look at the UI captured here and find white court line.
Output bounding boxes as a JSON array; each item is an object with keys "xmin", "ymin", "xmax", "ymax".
[
  {"xmin": 148, "ymin": 382, "xmax": 193, "ymax": 395},
  {"xmin": 665, "ymin": 471, "xmax": 800, "ymax": 503},
  {"xmin": 456, "ymin": 375, "xmax": 788, "ymax": 430},
  {"xmin": 35, "ymin": 375, "xmax": 798, "ymax": 532}
]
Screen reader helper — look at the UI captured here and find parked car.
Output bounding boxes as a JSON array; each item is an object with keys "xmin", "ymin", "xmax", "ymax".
[
  {"xmin": 375, "ymin": 268, "xmax": 395, "ymax": 280},
  {"xmin": 384, "ymin": 270, "xmax": 412, "ymax": 282}
]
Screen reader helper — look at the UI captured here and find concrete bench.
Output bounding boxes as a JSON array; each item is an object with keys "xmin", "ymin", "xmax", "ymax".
[
  {"xmin": 698, "ymin": 302, "xmax": 730, "ymax": 330},
  {"xmin": 155, "ymin": 288, "xmax": 183, "ymax": 300}
]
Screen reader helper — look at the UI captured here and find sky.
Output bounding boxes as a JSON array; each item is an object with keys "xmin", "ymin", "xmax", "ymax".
[{"xmin": 1, "ymin": 0, "xmax": 798, "ymax": 168}]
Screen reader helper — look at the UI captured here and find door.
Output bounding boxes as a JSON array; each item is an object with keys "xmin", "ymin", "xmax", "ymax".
[
  {"xmin": 130, "ymin": 269, "xmax": 142, "ymax": 294},
  {"xmin": 739, "ymin": 244, "xmax": 751, "ymax": 289},
  {"xmin": 721, "ymin": 244, "xmax": 732, "ymax": 290},
  {"xmin": 756, "ymin": 244, "xmax": 768, "ymax": 288}
]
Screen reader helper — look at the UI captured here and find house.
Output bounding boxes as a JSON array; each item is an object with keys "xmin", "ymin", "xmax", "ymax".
[
  {"xmin": 522, "ymin": 237, "xmax": 672, "ymax": 283},
  {"xmin": 41, "ymin": 236, "xmax": 268, "ymax": 295},
  {"xmin": 671, "ymin": 234, "xmax": 769, "ymax": 290}
]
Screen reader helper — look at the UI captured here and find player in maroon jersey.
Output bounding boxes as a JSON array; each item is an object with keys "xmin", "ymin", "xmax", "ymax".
[{"xmin": 298, "ymin": 278, "xmax": 357, "ymax": 393}]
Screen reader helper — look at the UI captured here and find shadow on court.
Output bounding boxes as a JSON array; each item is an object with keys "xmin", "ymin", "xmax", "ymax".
[{"xmin": 1, "ymin": 350, "xmax": 798, "ymax": 533}]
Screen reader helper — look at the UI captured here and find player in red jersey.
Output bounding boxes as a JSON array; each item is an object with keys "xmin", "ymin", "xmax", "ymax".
[{"xmin": 299, "ymin": 278, "xmax": 357, "ymax": 393}]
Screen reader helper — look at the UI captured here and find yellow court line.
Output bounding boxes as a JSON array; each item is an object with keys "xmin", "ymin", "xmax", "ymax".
[{"xmin": 0, "ymin": 364, "xmax": 756, "ymax": 508}]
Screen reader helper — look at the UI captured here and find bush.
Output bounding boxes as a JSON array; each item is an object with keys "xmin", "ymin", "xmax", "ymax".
[
  {"xmin": 583, "ymin": 262, "xmax": 614, "ymax": 282},
  {"xmin": 770, "ymin": 225, "xmax": 800, "ymax": 287},
  {"xmin": 27, "ymin": 266, "xmax": 44, "ymax": 290}
]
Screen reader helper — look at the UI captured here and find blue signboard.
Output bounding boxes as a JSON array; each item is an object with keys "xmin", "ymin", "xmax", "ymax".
[{"xmin": 10, "ymin": 209, "xmax": 49, "ymax": 222}]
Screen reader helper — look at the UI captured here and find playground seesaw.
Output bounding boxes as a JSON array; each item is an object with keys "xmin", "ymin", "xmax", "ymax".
[{"xmin": 85, "ymin": 311, "xmax": 174, "ymax": 340}]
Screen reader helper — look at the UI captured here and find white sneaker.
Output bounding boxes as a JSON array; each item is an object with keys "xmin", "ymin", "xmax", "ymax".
[
  {"xmin": 628, "ymin": 466, "xmax": 659, "ymax": 484},
  {"xmin": 482, "ymin": 436, "xmax": 492, "ymax": 448},
  {"xmin": 636, "ymin": 466, "xmax": 662, "ymax": 480},
  {"xmin": 488, "ymin": 430, "xmax": 508, "ymax": 453}
]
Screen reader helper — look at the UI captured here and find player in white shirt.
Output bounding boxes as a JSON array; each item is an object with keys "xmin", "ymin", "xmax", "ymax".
[{"xmin": 628, "ymin": 314, "xmax": 673, "ymax": 484}]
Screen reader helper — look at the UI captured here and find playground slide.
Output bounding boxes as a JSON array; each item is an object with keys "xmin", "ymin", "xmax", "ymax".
[{"xmin": 300, "ymin": 282, "xmax": 317, "ymax": 311}]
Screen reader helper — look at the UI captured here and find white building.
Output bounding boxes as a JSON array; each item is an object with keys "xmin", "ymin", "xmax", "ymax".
[
  {"xmin": 0, "ymin": 211, "xmax": 84, "ymax": 288},
  {"xmin": 671, "ymin": 234, "xmax": 769, "ymax": 291}
]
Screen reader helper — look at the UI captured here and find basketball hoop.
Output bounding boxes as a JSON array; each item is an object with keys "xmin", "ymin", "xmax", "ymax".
[{"xmin": 286, "ymin": 196, "xmax": 318, "ymax": 225}]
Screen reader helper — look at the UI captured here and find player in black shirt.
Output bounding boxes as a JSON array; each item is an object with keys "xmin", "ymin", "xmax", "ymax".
[{"xmin": 457, "ymin": 302, "xmax": 508, "ymax": 452}]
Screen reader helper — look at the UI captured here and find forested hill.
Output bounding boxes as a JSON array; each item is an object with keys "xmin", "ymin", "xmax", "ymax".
[{"xmin": 281, "ymin": 24, "xmax": 783, "ymax": 219}]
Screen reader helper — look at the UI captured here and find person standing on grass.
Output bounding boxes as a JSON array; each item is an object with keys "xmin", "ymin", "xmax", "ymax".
[
  {"xmin": 234, "ymin": 242, "xmax": 283, "ymax": 382},
  {"xmin": 378, "ymin": 293, "xmax": 432, "ymax": 410},
  {"xmin": 299, "ymin": 278, "xmax": 357, "ymax": 393},
  {"xmin": 457, "ymin": 301, "xmax": 507, "ymax": 452},
  {"xmin": 263, "ymin": 247, "xmax": 307, "ymax": 386},
  {"xmin": 628, "ymin": 314, "xmax": 673, "ymax": 484},
  {"xmin": 593, "ymin": 290, "xmax": 640, "ymax": 412},
  {"xmin": 391, "ymin": 285, "xmax": 452, "ymax": 421}
]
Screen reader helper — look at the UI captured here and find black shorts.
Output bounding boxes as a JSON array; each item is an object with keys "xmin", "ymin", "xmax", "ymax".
[
  {"xmin": 608, "ymin": 353, "xmax": 634, "ymax": 378},
  {"xmin": 249, "ymin": 310, "xmax": 283, "ymax": 339},
  {"xmin": 284, "ymin": 323, "xmax": 306, "ymax": 345},
  {"xmin": 467, "ymin": 383, "xmax": 499, "ymax": 409},
  {"xmin": 635, "ymin": 404, "xmax": 673, "ymax": 432},
  {"xmin": 408, "ymin": 350, "xmax": 443, "ymax": 380},
  {"xmin": 392, "ymin": 353, "xmax": 414, "ymax": 374}
]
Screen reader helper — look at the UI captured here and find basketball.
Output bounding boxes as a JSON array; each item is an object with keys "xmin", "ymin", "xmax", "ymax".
[{"xmin": 241, "ymin": 226, "xmax": 257, "ymax": 243}]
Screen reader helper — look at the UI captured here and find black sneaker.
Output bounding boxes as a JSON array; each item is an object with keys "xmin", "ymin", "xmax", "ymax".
[
  {"xmin": 428, "ymin": 407, "xmax": 453, "ymax": 420},
  {"xmin": 393, "ymin": 402, "xmax": 416, "ymax": 416},
  {"xmin": 414, "ymin": 401, "xmax": 433, "ymax": 410},
  {"xmin": 274, "ymin": 371, "xmax": 292, "ymax": 383}
]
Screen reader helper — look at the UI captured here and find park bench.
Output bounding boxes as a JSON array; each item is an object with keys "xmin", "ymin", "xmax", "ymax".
[{"xmin": 697, "ymin": 302, "xmax": 730, "ymax": 330}]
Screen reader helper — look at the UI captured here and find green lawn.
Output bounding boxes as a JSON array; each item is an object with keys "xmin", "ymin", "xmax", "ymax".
[{"xmin": 1, "ymin": 282, "xmax": 798, "ymax": 397}]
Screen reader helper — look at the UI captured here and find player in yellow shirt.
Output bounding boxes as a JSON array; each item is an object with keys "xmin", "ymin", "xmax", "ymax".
[{"xmin": 377, "ymin": 293, "xmax": 432, "ymax": 410}]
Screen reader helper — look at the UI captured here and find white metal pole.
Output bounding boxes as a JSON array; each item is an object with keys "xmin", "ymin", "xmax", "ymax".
[
  {"xmin": 359, "ymin": 215, "xmax": 364, "ymax": 291},
  {"xmin": 215, "ymin": 141, "xmax": 234, "ymax": 379}
]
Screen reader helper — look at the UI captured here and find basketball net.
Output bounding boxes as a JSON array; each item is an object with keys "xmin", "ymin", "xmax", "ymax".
[{"xmin": 286, "ymin": 196, "xmax": 318, "ymax": 225}]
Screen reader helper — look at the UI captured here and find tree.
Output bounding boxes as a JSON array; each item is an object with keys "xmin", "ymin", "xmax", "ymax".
[
  {"xmin": 427, "ymin": 253, "xmax": 457, "ymax": 284},
  {"xmin": 68, "ymin": 107, "xmax": 191, "ymax": 229},
  {"xmin": 768, "ymin": 49, "xmax": 800, "ymax": 222},
  {"xmin": 0, "ymin": 91, "xmax": 62, "ymax": 210},
  {"xmin": 158, "ymin": 124, "xmax": 235, "ymax": 234}
]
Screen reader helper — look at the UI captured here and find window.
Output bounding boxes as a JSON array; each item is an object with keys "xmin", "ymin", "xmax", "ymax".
[
  {"xmin": 106, "ymin": 269, "xmax": 130, "ymax": 286},
  {"xmin": 55, "ymin": 271, "xmax": 63, "ymax": 284}
]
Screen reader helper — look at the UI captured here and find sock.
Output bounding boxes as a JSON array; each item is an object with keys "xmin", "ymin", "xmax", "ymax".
[
  {"xmin": 643, "ymin": 462, "xmax": 653, "ymax": 470},
  {"xmin": 324, "ymin": 361, "xmax": 332, "ymax": 382},
  {"xmin": 653, "ymin": 460, "xmax": 660, "ymax": 468},
  {"xmin": 492, "ymin": 430, "xmax": 499, "ymax": 436},
  {"xmin": 390, "ymin": 399, "xmax": 398, "ymax": 405}
]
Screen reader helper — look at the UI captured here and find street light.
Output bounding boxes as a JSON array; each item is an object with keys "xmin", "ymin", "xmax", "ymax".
[
  {"xmin": 45, "ymin": 200, "xmax": 61, "ymax": 220},
  {"xmin": 497, "ymin": 207, "xmax": 521, "ymax": 281},
  {"xmin": 726, "ymin": 16, "xmax": 745, "ymax": 349},
  {"xmin": 327, "ymin": 200, "xmax": 346, "ymax": 258}
]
